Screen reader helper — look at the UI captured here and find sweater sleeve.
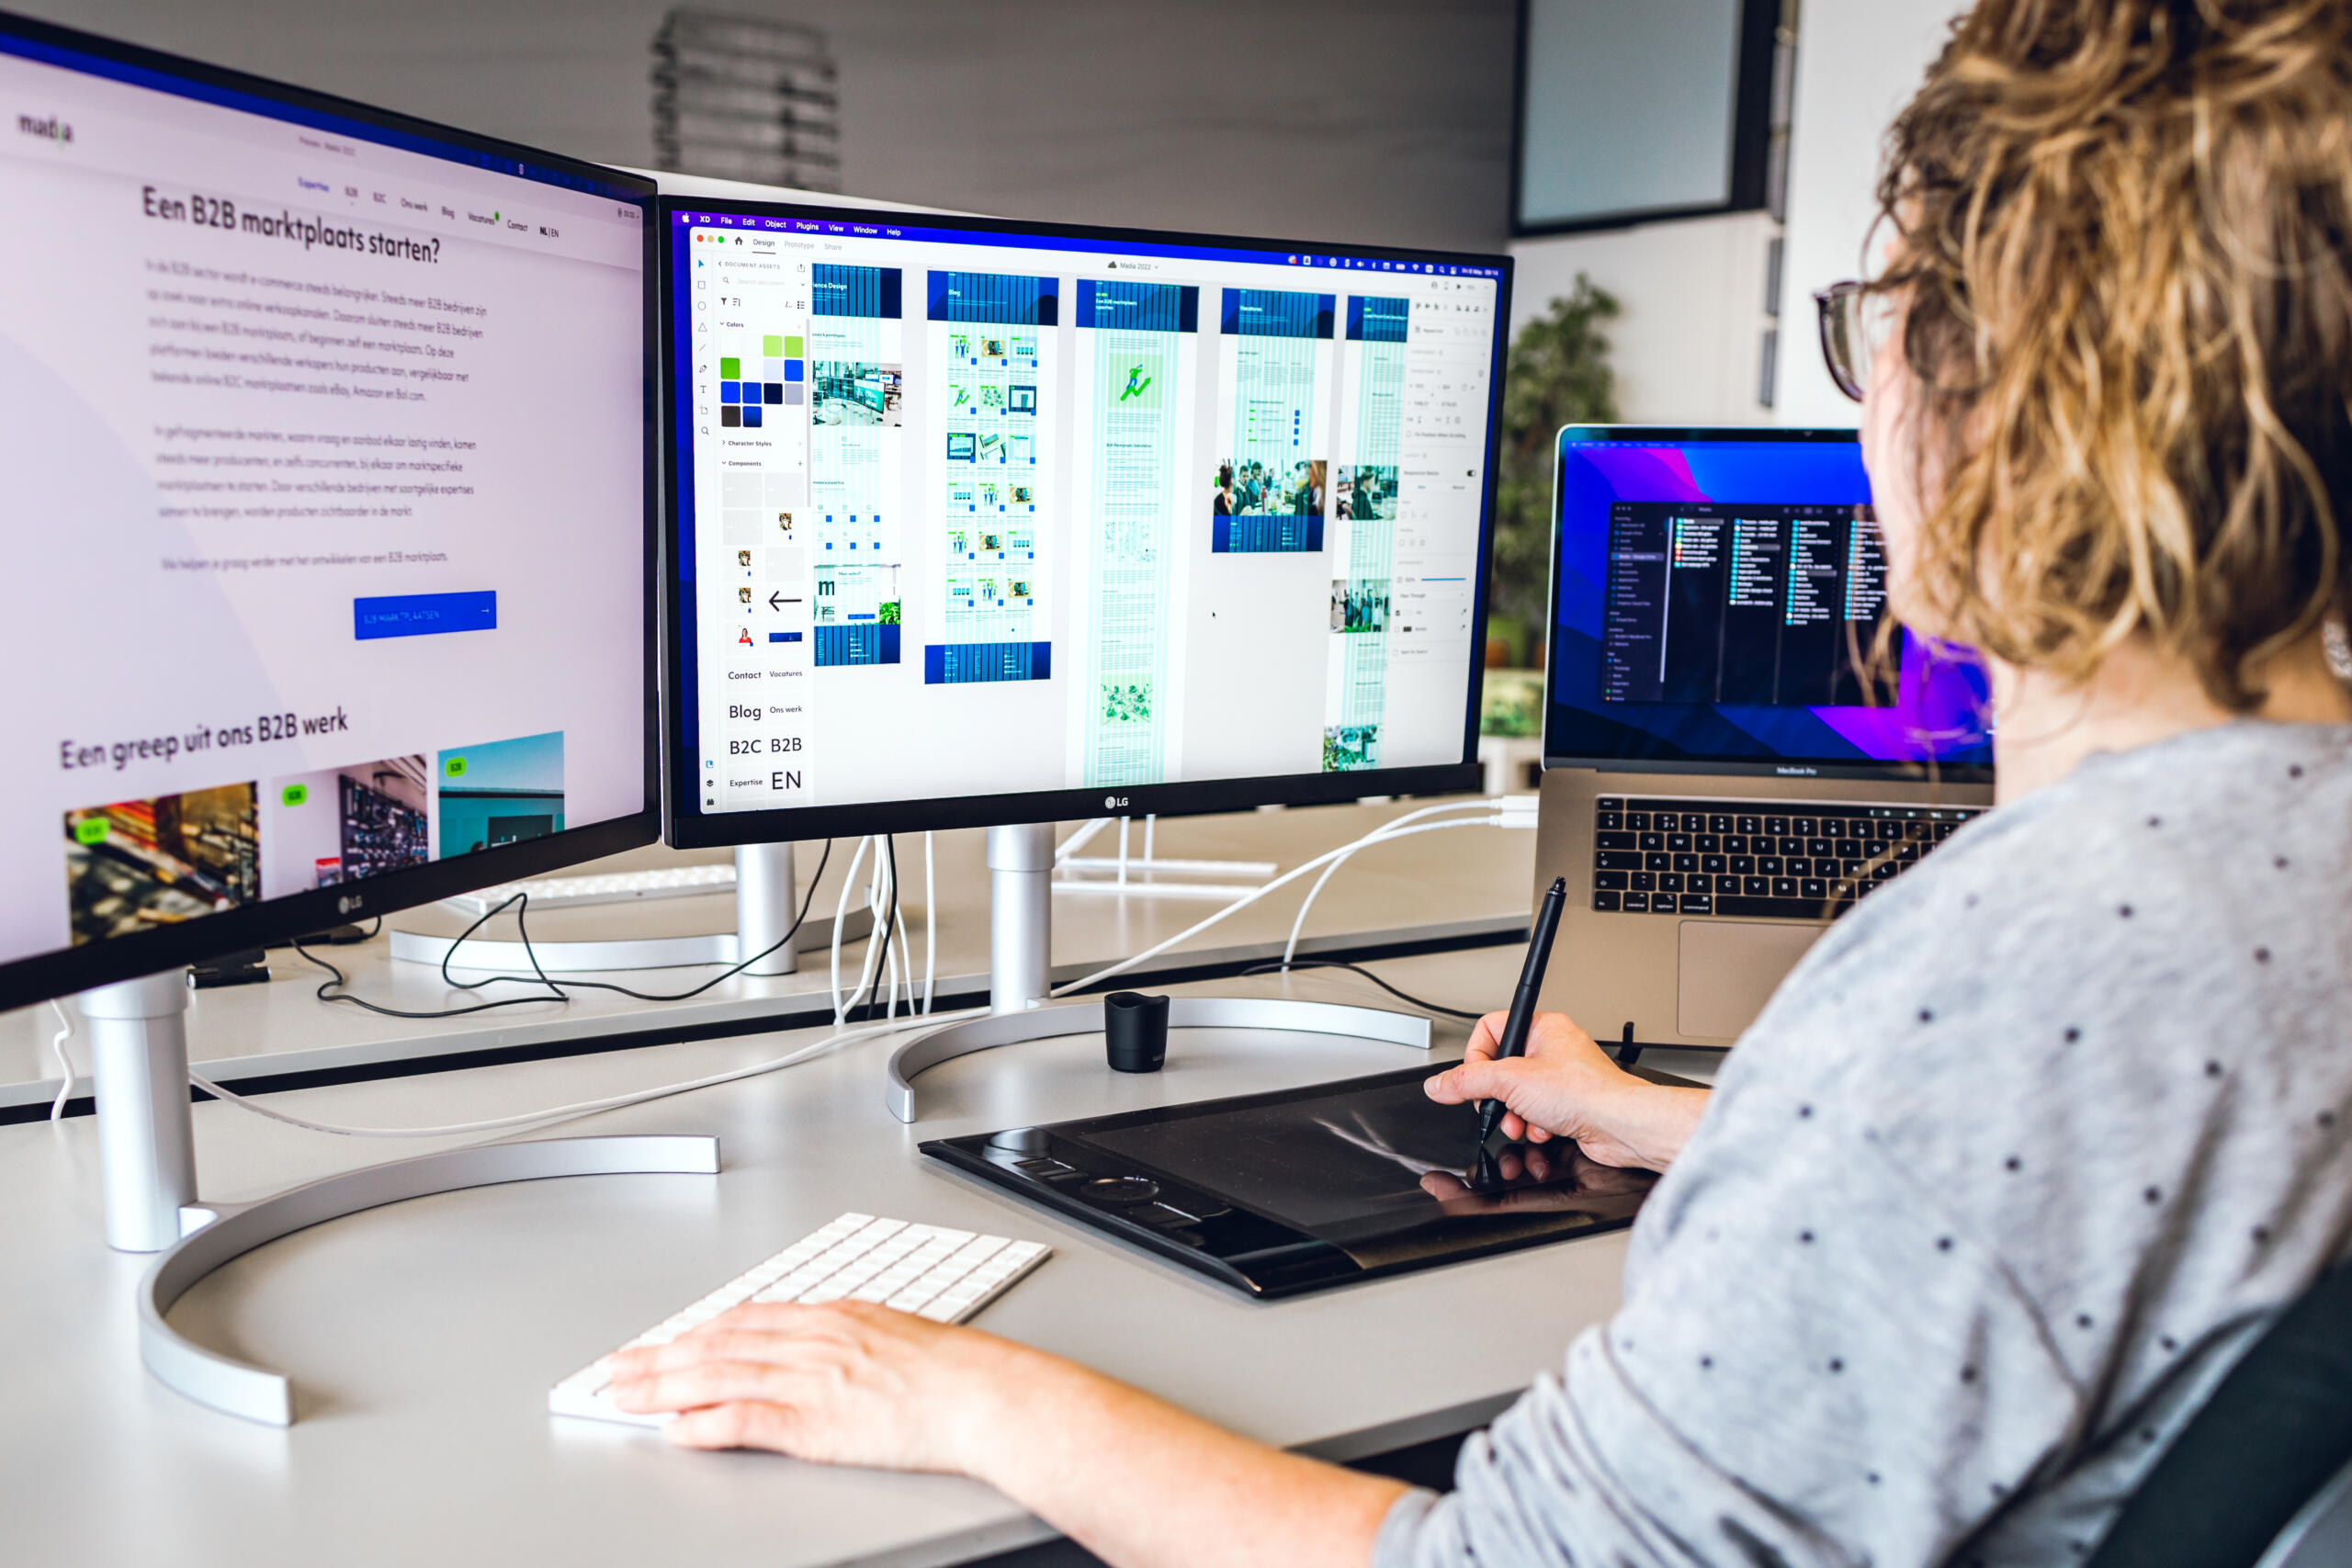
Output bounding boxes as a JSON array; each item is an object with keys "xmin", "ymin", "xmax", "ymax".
[{"xmin": 1369, "ymin": 1085, "xmax": 2082, "ymax": 1568}]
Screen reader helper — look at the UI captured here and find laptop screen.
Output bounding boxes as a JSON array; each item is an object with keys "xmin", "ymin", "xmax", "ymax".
[{"xmin": 1544, "ymin": 427, "xmax": 1994, "ymax": 780}]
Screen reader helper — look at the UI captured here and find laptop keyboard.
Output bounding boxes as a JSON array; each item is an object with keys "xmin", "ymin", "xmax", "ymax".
[{"xmin": 1590, "ymin": 797, "xmax": 1985, "ymax": 921}]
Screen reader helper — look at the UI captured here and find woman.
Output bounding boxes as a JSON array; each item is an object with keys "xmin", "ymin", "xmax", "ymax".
[{"xmin": 609, "ymin": 4, "xmax": 2352, "ymax": 1563}]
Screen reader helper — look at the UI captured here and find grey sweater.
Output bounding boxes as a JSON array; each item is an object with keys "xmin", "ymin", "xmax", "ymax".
[{"xmin": 1374, "ymin": 721, "xmax": 2352, "ymax": 1568}]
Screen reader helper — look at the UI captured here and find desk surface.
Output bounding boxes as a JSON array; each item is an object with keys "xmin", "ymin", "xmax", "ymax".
[
  {"xmin": 0, "ymin": 800, "xmax": 1534, "ymax": 1114},
  {"xmin": 0, "ymin": 943, "xmax": 1719, "ymax": 1568}
]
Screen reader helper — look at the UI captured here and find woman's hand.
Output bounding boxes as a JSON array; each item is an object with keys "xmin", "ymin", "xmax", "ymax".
[
  {"xmin": 605, "ymin": 1301, "xmax": 1409, "ymax": 1568},
  {"xmin": 605, "ymin": 1301, "xmax": 1036, "ymax": 1472},
  {"xmin": 1422, "ymin": 1010, "xmax": 1710, "ymax": 1173}
]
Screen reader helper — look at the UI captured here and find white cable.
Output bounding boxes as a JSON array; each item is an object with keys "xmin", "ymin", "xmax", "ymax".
[
  {"xmin": 187, "ymin": 1005, "xmax": 985, "ymax": 1141},
  {"xmin": 1049, "ymin": 811, "xmax": 1501, "ymax": 998},
  {"xmin": 47, "ymin": 998, "xmax": 74, "ymax": 1122},
  {"xmin": 922, "ymin": 830, "xmax": 937, "ymax": 1016},
  {"xmin": 1282, "ymin": 807, "xmax": 1501, "ymax": 968},
  {"xmin": 838, "ymin": 840, "xmax": 888, "ymax": 1024},
  {"xmin": 890, "ymin": 897, "xmax": 913, "ymax": 1020},
  {"xmin": 829, "ymin": 835, "xmax": 873, "ymax": 1023}
]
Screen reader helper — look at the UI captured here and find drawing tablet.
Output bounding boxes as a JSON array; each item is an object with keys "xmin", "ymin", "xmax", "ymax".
[{"xmin": 922, "ymin": 1064, "xmax": 1662, "ymax": 1298}]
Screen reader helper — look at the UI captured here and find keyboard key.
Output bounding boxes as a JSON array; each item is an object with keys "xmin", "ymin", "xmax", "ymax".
[
  {"xmin": 1679, "ymin": 894, "xmax": 1713, "ymax": 915},
  {"xmin": 1837, "ymin": 839, "xmax": 1861, "ymax": 859},
  {"xmin": 1667, "ymin": 832, "xmax": 1693, "ymax": 852},
  {"xmin": 1785, "ymin": 857, "xmax": 1810, "ymax": 876},
  {"xmin": 1708, "ymin": 815, "xmax": 1733, "ymax": 833},
  {"xmin": 1729, "ymin": 855, "xmax": 1756, "ymax": 875},
  {"xmin": 1624, "ymin": 811, "xmax": 1649, "ymax": 830},
  {"xmin": 1639, "ymin": 832, "xmax": 1665, "ymax": 852},
  {"xmin": 1672, "ymin": 853, "xmax": 1698, "ymax": 873},
  {"xmin": 1715, "ymin": 874, "xmax": 1740, "ymax": 894},
  {"xmin": 1592, "ymin": 891, "xmax": 1622, "ymax": 911},
  {"xmin": 1594, "ymin": 870, "xmax": 1628, "ymax": 890},
  {"xmin": 1645, "ymin": 852, "xmax": 1673, "ymax": 871},
  {"xmin": 1623, "ymin": 892, "xmax": 1648, "ymax": 912},
  {"xmin": 1595, "ymin": 811, "xmax": 1623, "ymax": 830},
  {"xmin": 1597, "ymin": 797, "xmax": 1624, "ymax": 812},
  {"xmin": 1779, "ymin": 837, "xmax": 1805, "ymax": 856},
  {"xmin": 1771, "ymin": 877, "xmax": 1798, "ymax": 898},
  {"xmin": 1594, "ymin": 851, "xmax": 1643, "ymax": 871},
  {"xmin": 1630, "ymin": 872, "xmax": 1656, "ymax": 891},
  {"xmin": 1736, "ymin": 816, "xmax": 1762, "ymax": 835},
  {"xmin": 1758, "ymin": 856, "xmax": 1783, "ymax": 876},
  {"xmin": 1744, "ymin": 875, "xmax": 1770, "ymax": 895},
  {"xmin": 1657, "ymin": 872, "xmax": 1684, "ymax": 893},
  {"xmin": 1872, "ymin": 862, "xmax": 1900, "ymax": 881},
  {"xmin": 1595, "ymin": 830, "xmax": 1635, "ymax": 851},
  {"xmin": 1807, "ymin": 839, "xmax": 1835, "ymax": 859},
  {"xmin": 1702, "ymin": 854, "xmax": 1727, "ymax": 874},
  {"xmin": 1723, "ymin": 834, "xmax": 1748, "ymax": 854},
  {"xmin": 1765, "ymin": 817, "xmax": 1790, "ymax": 836},
  {"xmin": 1792, "ymin": 817, "xmax": 1818, "ymax": 836},
  {"xmin": 1801, "ymin": 878, "xmax": 1829, "ymax": 901},
  {"xmin": 1695, "ymin": 833, "xmax": 1721, "ymax": 853}
]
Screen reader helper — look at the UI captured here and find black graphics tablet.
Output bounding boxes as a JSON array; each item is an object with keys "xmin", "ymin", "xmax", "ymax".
[{"xmin": 922, "ymin": 1064, "xmax": 1665, "ymax": 1298}]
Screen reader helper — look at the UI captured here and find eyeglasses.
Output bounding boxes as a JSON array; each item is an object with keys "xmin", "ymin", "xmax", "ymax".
[{"xmin": 1812, "ymin": 280, "xmax": 1894, "ymax": 403}]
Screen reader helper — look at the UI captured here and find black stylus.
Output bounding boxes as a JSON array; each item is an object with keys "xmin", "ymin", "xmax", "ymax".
[{"xmin": 1476, "ymin": 876, "xmax": 1568, "ymax": 1150}]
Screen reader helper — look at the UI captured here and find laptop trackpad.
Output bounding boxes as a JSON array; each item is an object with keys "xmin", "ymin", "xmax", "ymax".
[{"xmin": 1677, "ymin": 921, "xmax": 1825, "ymax": 1042}]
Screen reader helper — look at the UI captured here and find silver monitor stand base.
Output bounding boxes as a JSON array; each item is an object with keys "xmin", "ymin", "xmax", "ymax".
[
  {"xmin": 387, "ymin": 840, "xmax": 870, "ymax": 974},
  {"xmin": 77, "ymin": 968, "xmax": 717, "ymax": 1425},
  {"xmin": 884, "ymin": 823, "xmax": 1432, "ymax": 1121}
]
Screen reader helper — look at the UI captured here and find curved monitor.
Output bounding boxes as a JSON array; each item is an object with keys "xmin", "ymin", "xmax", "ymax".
[
  {"xmin": 0, "ymin": 15, "xmax": 659, "ymax": 1013},
  {"xmin": 1544, "ymin": 425, "xmax": 1994, "ymax": 781},
  {"xmin": 661, "ymin": 197, "xmax": 1510, "ymax": 845}
]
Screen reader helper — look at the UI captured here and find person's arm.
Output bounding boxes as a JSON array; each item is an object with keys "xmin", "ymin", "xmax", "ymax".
[
  {"xmin": 605, "ymin": 1303, "xmax": 1406, "ymax": 1568},
  {"xmin": 1420, "ymin": 1010, "xmax": 1710, "ymax": 1173}
]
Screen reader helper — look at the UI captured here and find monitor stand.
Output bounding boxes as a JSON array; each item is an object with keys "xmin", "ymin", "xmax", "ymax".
[
  {"xmin": 76, "ymin": 967, "xmax": 715, "ymax": 1425},
  {"xmin": 385, "ymin": 840, "xmax": 870, "ymax": 975},
  {"xmin": 883, "ymin": 823, "xmax": 1434, "ymax": 1122}
]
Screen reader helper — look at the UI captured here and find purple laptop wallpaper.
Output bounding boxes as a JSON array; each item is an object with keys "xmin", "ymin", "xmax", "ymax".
[{"xmin": 1545, "ymin": 432, "xmax": 1993, "ymax": 776}]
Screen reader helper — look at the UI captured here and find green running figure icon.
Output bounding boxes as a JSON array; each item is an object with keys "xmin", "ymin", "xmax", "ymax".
[{"xmin": 1117, "ymin": 365, "xmax": 1152, "ymax": 401}]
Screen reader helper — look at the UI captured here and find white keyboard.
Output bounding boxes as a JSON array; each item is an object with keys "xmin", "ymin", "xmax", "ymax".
[
  {"xmin": 442, "ymin": 863, "xmax": 736, "ymax": 917},
  {"xmin": 548, "ymin": 1213, "xmax": 1052, "ymax": 1427}
]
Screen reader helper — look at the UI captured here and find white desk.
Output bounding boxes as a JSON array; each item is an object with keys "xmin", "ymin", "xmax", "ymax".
[
  {"xmin": 0, "ymin": 945, "xmax": 1718, "ymax": 1567},
  {"xmin": 0, "ymin": 800, "xmax": 1534, "ymax": 1117}
]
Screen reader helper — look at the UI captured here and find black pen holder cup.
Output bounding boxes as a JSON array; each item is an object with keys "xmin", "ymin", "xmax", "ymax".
[{"xmin": 1104, "ymin": 991, "xmax": 1170, "ymax": 1074}]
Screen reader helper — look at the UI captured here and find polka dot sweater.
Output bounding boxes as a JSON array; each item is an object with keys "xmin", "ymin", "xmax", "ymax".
[{"xmin": 1374, "ymin": 721, "xmax": 2352, "ymax": 1568}]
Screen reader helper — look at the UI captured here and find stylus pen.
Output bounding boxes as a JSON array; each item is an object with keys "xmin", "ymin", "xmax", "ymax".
[{"xmin": 1476, "ymin": 877, "xmax": 1568, "ymax": 1149}]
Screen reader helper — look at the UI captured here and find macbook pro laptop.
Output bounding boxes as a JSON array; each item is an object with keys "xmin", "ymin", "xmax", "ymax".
[{"xmin": 1532, "ymin": 426, "xmax": 1996, "ymax": 1049}]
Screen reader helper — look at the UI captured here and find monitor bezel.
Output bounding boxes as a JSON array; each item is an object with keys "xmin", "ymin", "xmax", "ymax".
[
  {"xmin": 0, "ymin": 10, "xmax": 662, "ymax": 1015},
  {"xmin": 1543, "ymin": 423, "xmax": 1996, "ymax": 785},
  {"xmin": 657, "ymin": 195, "xmax": 1508, "ymax": 848}
]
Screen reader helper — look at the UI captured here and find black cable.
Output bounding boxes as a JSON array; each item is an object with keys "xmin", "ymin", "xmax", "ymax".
[
  {"xmin": 1239, "ymin": 959, "xmax": 1487, "ymax": 1021},
  {"xmin": 866, "ymin": 834, "xmax": 901, "ymax": 1015},
  {"xmin": 296, "ymin": 840, "xmax": 835, "ymax": 1017}
]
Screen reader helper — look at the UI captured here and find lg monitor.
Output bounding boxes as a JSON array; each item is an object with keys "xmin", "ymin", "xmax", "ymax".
[
  {"xmin": 660, "ymin": 198, "xmax": 1511, "ymax": 850},
  {"xmin": 0, "ymin": 12, "xmax": 661, "ymax": 1016}
]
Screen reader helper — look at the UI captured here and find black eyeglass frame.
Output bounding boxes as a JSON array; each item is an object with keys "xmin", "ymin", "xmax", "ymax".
[{"xmin": 1813, "ymin": 280, "xmax": 1871, "ymax": 403}]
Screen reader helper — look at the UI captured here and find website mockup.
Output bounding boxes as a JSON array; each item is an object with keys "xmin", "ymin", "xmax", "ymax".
[
  {"xmin": 0, "ymin": 37, "xmax": 649, "ymax": 969},
  {"xmin": 674, "ymin": 209, "xmax": 1500, "ymax": 815}
]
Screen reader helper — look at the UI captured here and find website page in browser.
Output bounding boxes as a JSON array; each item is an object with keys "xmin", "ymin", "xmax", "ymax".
[{"xmin": 0, "ymin": 40, "xmax": 648, "ymax": 968}]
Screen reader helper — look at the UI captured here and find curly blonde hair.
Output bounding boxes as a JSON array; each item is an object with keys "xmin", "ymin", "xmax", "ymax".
[{"xmin": 1876, "ymin": 0, "xmax": 2352, "ymax": 708}]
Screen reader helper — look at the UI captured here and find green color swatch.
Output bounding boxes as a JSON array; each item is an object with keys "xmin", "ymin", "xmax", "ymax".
[
  {"xmin": 785, "ymin": 335, "xmax": 805, "ymax": 357},
  {"xmin": 444, "ymin": 755, "xmax": 468, "ymax": 779},
  {"xmin": 279, "ymin": 784, "xmax": 308, "ymax": 807},
  {"xmin": 763, "ymin": 334, "xmax": 783, "ymax": 357},
  {"xmin": 719, "ymin": 356, "xmax": 741, "ymax": 379},
  {"xmin": 74, "ymin": 818, "xmax": 107, "ymax": 846}
]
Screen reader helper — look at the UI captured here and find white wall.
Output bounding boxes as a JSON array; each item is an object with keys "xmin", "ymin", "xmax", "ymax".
[
  {"xmin": 1509, "ymin": 211, "xmax": 1779, "ymax": 425},
  {"xmin": 1770, "ymin": 0, "xmax": 1963, "ymax": 424},
  {"xmin": 13, "ymin": 0, "xmax": 1516, "ymax": 252}
]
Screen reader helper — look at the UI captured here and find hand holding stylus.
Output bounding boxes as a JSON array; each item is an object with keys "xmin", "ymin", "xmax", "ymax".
[
  {"xmin": 1473, "ymin": 878, "xmax": 1568, "ymax": 1149},
  {"xmin": 1425, "ymin": 1011, "xmax": 1711, "ymax": 1175}
]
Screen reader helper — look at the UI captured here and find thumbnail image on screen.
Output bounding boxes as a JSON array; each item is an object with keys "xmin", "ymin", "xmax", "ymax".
[
  {"xmin": 1545, "ymin": 434, "xmax": 1993, "ymax": 776},
  {"xmin": 670, "ymin": 207, "xmax": 1508, "ymax": 824},
  {"xmin": 0, "ymin": 17, "xmax": 650, "ymax": 995}
]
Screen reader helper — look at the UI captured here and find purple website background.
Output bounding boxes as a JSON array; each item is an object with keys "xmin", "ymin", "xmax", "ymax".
[{"xmin": 1547, "ymin": 439, "xmax": 1992, "ymax": 770}]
